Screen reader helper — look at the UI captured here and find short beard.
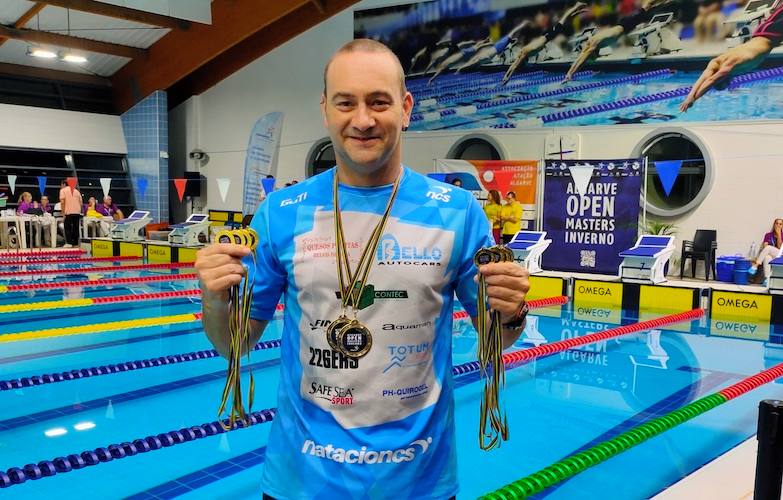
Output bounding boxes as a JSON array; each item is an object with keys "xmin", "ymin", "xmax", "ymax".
[{"xmin": 335, "ymin": 141, "xmax": 395, "ymax": 177}]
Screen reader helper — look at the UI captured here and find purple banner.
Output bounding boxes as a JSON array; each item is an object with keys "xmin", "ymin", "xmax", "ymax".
[{"xmin": 542, "ymin": 159, "xmax": 643, "ymax": 274}]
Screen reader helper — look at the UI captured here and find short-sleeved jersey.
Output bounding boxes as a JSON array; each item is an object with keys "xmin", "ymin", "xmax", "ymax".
[
  {"xmin": 756, "ymin": 5, "xmax": 783, "ymax": 45},
  {"xmin": 248, "ymin": 167, "xmax": 492, "ymax": 499}
]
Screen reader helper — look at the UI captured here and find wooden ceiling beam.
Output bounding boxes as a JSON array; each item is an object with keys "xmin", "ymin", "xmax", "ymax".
[
  {"xmin": 37, "ymin": 0, "xmax": 191, "ymax": 30},
  {"xmin": 0, "ymin": 61, "xmax": 110, "ymax": 86},
  {"xmin": 167, "ymin": 0, "xmax": 360, "ymax": 110},
  {"xmin": 0, "ymin": 3, "xmax": 45, "ymax": 49},
  {"xmin": 0, "ymin": 23, "xmax": 147, "ymax": 58},
  {"xmin": 310, "ymin": 0, "xmax": 326, "ymax": 14},
  {"xmin": 111, "ymin": 0, "xmax": 314, "ymax": 112}
]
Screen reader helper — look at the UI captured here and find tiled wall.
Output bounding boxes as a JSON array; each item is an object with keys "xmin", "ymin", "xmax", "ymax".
[{"xmin": 121, "ymin": 91, "xmax": 169, "ymax": 222}]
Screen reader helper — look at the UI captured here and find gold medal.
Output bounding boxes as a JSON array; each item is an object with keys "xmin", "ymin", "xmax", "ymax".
[
  {"xmin": 326, "ymin": 315, "xmax": 351, "ymax": 352},
  {"xmin": 336, "ymin": 319, "xmax": 373, "ymax": 359}
]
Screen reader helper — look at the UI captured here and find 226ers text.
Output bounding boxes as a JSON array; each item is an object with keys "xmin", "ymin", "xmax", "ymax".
[{"xmin": 309, "ymin": 346, "xmax": 359, "ymax": 369}]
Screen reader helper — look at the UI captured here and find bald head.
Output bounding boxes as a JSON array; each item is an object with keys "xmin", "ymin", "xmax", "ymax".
[{"xmin": 323, "ymin": 39, "xmax": 407, "ymax": 97}]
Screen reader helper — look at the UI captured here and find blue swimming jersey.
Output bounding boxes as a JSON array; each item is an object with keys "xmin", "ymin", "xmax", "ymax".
[{"xmin": 248, "ymin": 167, "xmax": 492, "ymax": 499}]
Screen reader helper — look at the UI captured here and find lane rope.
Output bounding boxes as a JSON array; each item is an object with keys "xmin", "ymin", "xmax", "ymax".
[
  {"xmin": 0, "ymin": 262, "xmax": 194, "ymax": 278},
  {"xmin": 0, "ymin": 273, "xmax": 199, "ymax": 293},
  {"xmin": 0, "ymin": 289, "xmax": 201, "ymax": 314}
]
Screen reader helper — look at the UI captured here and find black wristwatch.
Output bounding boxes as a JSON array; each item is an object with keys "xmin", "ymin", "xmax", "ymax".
[{"xmin": 502, "ymin": 301, "xmax": 529, "ymax": 329}]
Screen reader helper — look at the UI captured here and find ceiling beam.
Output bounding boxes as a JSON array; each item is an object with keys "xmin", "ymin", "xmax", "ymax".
[
  {"xmin": 310, "ymin": 0, "xmax": 326, "ymax": 14},
  {"xmin": 0, "ymin": 3, "xmax": 45, "ymax": 48},
  {"xmin": 0, "ymin": 24, "xmax": 147, "ymax": 59},
  {"xmin": 167, "ymin": 0, "xmax": 360, "ymax": 110},
  {"xmin": 37, "ymin": 0, "xmax": 191, "ymax": 30},
  {"xmin": 111, "ymin": 0, "xmax": 315, "ymax": 112},
  {"xmin": 0, "ymin": 61, "xmax": 110, "ymax": 86}
]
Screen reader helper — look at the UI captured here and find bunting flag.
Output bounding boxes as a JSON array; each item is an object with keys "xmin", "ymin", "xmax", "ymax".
[
  {"xmin": 567, "ymin": 164, "xmax": 595, "ymax": 196},
  {"xmin": 7, "ymin": 175, "xmax": 16, "ymax": 195},
  {"xmin": 261, "ymin": 176, "xmax": 275, "ymax": 195},
  {"xmin": 173, "ymin": 178, "xmax": 188, "ymax": 202},
  {"xmin": 654, "ymin": 160, "xmax": 683, "ymax": 197},
  {"xmin": 66, "ymin": 177, "xmax": 78, "ymax": 193},
  {"xmin": 100, "ymin": 177, "xmax": 112, "ymax": 198},
  {"xmin": 37, "ymin": 176, "xmax": 47, "ymax": 196},
  {"xmin": 137, "ymin": 177, "xmax": 148, "ymax": 199},
  {"xmin": 426, "ymin": 173, "xmax": 448, "ymax": 182},
  {"xmin": 216, "ymin": 177, "xmax": 231, "ymax": 203}
]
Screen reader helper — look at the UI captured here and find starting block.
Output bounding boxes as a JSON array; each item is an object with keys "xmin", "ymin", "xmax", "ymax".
[
  {"xmin": 168, "ymin": 213, "xmax": 210, "ymax": 246},
  {"xmin": 767, "ymin": 246, "xmax": 783, "ymax": 294},
  {"xmin": 725, "ymin": 0, "xmax": 781, "ymax": 47},
  {"xmin": 109, "ymin": 210, "xmax": 151, "ymax": 242},
  {"xmin": 618, "ymin": 235, "xmax": 676, "ymax": 284},
  {"xmin": 629, "ymin": 12, "xmax": 683, "ymax": 58},
  {"xmin": 506, "ymin": 231, "xmax": 552, "ymax": 274}
]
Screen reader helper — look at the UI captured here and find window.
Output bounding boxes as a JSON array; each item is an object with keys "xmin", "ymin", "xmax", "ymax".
[
  {"xmin": 447, "ymin": 134, "xmax": 505, "ymax": 160},
  {"xmin": 307, "ymin": 138, "xmax": 335, "ymax": 178},
  {"xmin": 634, "ymin": 128, "xmax": 713, "ymax": 217}
]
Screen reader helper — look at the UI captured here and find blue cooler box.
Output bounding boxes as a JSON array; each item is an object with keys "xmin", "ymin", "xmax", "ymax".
[
  {"xmin": 733, "ymin": 259, "xmax": 752, "ymax": 285},
  {"xmin": 716, "ymin": 255, "xmax": 739, "ymax": 282}
]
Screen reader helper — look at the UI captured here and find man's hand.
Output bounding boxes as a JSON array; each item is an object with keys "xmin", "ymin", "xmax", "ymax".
[
  {"xmin": 680, "ymin": 37, "xmax": 773, "ymax": 112},
  {"xmin": 477, "ymin": 262, "xmax": 530, "ymax": 323},
  {"xmin": 195, "ymin": 243, "xmax": 251, "ymax": 300}
]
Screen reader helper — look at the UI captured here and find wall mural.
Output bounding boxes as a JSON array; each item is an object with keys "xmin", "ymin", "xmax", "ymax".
[{"xmin": 354, "ymin": 0, "xmax": 783, "ymax": 130}]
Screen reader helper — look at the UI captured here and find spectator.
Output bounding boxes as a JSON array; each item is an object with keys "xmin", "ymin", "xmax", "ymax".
[
  {"xmin": 16, "ymin": 192, "xmax": 38, "ymax": 215},
  {"xmin": 500, "ymin": 191, "xmax": 523, "ymax": 244},
  {"xmin": 751, "ymin": 218, "xmax": 783, "ymax": 282},
  {"xmin": 695, "ymin": 0, "xmax": 725, "ymax": 42},
  {"xmin": 484, "ymin": 189, "xmax": 503, "ymax": 243},
  {"xmin": 95, "ymin": 195, "xmax": 124, "ymax": 220},
  {"xmin": 450, "ymin": 177, "xmax": 463, "ymax": 188},
  {"xmin": 59, "ymin": 179, "xmax": 83, "ymax": 247}
]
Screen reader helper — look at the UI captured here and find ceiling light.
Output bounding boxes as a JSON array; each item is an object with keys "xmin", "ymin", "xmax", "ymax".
[
  {"xmin": 27, "ymin": 47, "xmax": 57, "ymax": 59},
  {"xmin": 73, "ymin": 421, "xmax": 95, "ymax": 431},
  {"xmin": 61, "ymin": 53, "xmax": 87, "ymax": 64}
]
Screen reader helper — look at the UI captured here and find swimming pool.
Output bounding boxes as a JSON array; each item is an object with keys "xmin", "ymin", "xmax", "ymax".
[
  {"xmin": 407, "ymin": 67, "xmax": 783, "ymax": 130},
  {"xmin": 1, "ymin": 261, "xmax": 781, "ymax": 498}
]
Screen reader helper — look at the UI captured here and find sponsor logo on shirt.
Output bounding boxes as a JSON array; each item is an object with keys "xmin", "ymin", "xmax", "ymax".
[
  {"xmin": 381, "ymin": 320, "xmax": 433, "ymax": 332},
  {"xmin": 307, "ymin": 380, "xmax": 355, "ymax": 406},
  {"xmin": 376, "ymin": 234, "xmax": 442, "ymax": 267},
  {"xmin": 426, "ymin": 185, "xmax": 452, "ymax": 202},
  {"xmin": 280, "ymin": 192, "xmax": 307, "ymax": 207},
  {"xmin": 334, "ymin": 289, "xmax": 409, "ymax": 300},
  {"xmin": 383, "ymin": 342, "xmax": 431, "ymax": 373},
  {"xmin": 301, "ymin": 436, "xmax": 433, "ymax": 464},
  {"xmin": 382, "ymin": 383, "xmax": 429, "ymax": 400},
  {"xmin": 308, "ymin": 347, "xmax": 359, "ymax": 370}
]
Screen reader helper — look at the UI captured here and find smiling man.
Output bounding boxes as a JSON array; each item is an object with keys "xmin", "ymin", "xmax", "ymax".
[{"xmin": 196, "ymin": 39, "xmax": 530, "ymax": 499}]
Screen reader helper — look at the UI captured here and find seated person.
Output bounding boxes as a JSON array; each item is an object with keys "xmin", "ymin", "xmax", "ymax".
[
  {"xmin": 40, "ymin": 195, "xmax": 53, "ymax": 214},
  {"xmin": 38, "ymin": 195, "xmax": 55, "ymax": 246},
  {"xmin": 751, "ymin": 218, "xmax": 783, "ymax": 281},
  {"xmin": 84, "ymin": 197, "xmax": 108, "ymax": 237},
  {"xmin": 695, "ymin": 0, "xmax": 725, "ymax": 42},
  {"xmin": 95, "ymin": 195, "xmax": 124, "ymax": 220},
  {"xmin": 16, "ymin": 191, "xmax": 40, "ymax": 215}
]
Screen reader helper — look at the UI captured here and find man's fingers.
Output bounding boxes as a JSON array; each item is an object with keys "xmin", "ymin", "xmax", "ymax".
[
  {"xmin": 198, "ymin": 243, "xmax": 251, "ymax": 259},
  {"xmin": 479, "ymin": 263, "xmax": 529, "ymax": 278},
  {"xmin": 202, "ymin": 274, "xmax": 244, "ymax": 293},
  {"xmin": 486, "ymin": 285, "xmax": 525, "ymax": 302}
]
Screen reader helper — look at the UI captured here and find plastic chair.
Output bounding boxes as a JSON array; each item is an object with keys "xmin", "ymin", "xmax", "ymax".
[{"xmin": 680, "ymin": 230, "xmax": 717, "ymax": 281}]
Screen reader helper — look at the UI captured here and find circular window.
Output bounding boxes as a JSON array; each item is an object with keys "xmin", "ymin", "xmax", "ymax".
[
  {"xmin": 633, "ymin": 128, "xmax": 713, "ymax": 217},
  {"xmin": 447, "ymin": 134, "xmax": 505, "ymax": 160},
  {"xmin": 306, "ymin": 138, "xmax": 335, "ymax": 178}
]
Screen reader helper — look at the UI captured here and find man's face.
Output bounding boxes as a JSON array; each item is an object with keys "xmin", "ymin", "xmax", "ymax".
[
  {"xmin": 104, "ymin": 196, "xmax": 112, "ymax": 206},
  {"xmin": 321, "ymin": 51, "xmax": 413, "ymax": 175}
]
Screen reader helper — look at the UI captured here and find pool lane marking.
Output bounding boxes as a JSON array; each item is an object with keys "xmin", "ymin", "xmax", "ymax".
[
  {"xmin": 0, "ymin": 255, "xmax": 142, "ymax": 267},
  {"xmin": 0, "ymin": 311, "xmax": 203, "ymax": 343},
  {"xmin": 0, "ymin": 261, "xmax": 194, "ymax": 277},
  {"xmin": 0, "ymin": 273, "xmax": 199, "ymax": 293},
  {"xmin": 0, "ymin": 289, "xmax": 201, "ymax": 314}
]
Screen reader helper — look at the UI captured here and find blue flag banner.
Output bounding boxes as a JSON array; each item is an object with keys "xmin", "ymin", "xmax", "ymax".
[
  {"xmin": 243, "ymin": 112, "xmax": 284, "ymax": 214},
  {"xmin": 654, "ymin": 160, "xmax": 683, "ymax": 197},
  {"xmin": 137, "ymin": 177, "xmax": 148, "ymax": 199},
  {"xmin": 261, "ymin": 177, "xmax": 276, "ymax": 195},
  {"xmin": 541, "ymin": 159, "xmax": 643, "ymax": 274},
  {"xmin": 426, "ymin": 173, "xmax": 448, "ymax": 183},
  {"xmin": 37, "ymin": 176, "xmax": 46, "ymax": 195}
]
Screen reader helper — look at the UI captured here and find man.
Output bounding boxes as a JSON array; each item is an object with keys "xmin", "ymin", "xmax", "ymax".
[
  {"xmin": 58, "ymin": 179, "xmax": 82, "ymax": 248},
  {"xmin": 196, "ymin": 39, "xmax": 530, "ymax": 499},
  {"xmin": 95, "ymin": 195, "xmax": 124, "ymax": 220},
  {"xmin": 680, "ymin": 4, "xmax": 782, "ymax": 111}
]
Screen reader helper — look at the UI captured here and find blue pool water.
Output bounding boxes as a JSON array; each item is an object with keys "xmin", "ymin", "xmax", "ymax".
[
  {"xmin": 1, "ymin": 263, "xmax": 782, "ymax": 498},
  {"xmin": 407, "ymin": 68, "xmax": 783, "ymax": 130}
]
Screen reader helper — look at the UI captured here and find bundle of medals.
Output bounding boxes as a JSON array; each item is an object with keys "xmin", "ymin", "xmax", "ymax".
[
  {"xmin": 215, "ymin": 228, "xmax": 259, "ymax": 430},
  {"xmin": 326, "ymin": 171, "xmax": 401, "ymax": 359},
  {"xmin": 474, "ymin": 244, "xmax": 514, "ymax": 451}
]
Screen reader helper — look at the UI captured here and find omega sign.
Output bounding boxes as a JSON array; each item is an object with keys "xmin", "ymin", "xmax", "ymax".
[{"xmin": 711, "ymin": 291, "xmax": 771, "ymax": 323}]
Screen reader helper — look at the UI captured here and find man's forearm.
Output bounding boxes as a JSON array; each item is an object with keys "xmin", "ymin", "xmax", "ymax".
[{"xmin": 201, "ymin": 288, "xmax": 267, "ymax": 358}]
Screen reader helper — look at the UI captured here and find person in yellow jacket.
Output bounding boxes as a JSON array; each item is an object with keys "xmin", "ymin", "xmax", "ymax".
[
  {"xmin": 483, "ymin": 189, "xmax": 503, "ymax": 244},
  {"xmin": 500, "ymin": 191, "xmax": 523, "ymax": 244}
]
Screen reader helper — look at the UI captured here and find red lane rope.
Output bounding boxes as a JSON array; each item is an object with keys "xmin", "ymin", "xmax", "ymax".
[
  {"xmin": 91, "ymin": 289, "xmax": 201, "ymax": 304},
  {"xmin": 0, "ymin": 262, "xmax": 195, "ymax": 277},
  {"xmin": 0, "ymin": 248, "xmax": 84, "ymax": 257},
  {"xmin": 502, "ymin": 308, "xmax": 705, "ymax": 364},
  {"xmin": 2, "ymin": 273, "xmax": 199, "ymax": 292},
  {"xmin": 719, "ymin": 363, "xmax": 783, "ymax": 401},
  {"xmin": 0, "ymin": 256, "xmax": 142, "ymax": 266},
  {"xmin": 451, "ymin": 296, "xmax": 568, "ymax": 321}
]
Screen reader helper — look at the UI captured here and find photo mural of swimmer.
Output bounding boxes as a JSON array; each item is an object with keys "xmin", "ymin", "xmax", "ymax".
[{"xmin": 354, "ymin": 0, "xmax": 783, "ymax": 130}]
